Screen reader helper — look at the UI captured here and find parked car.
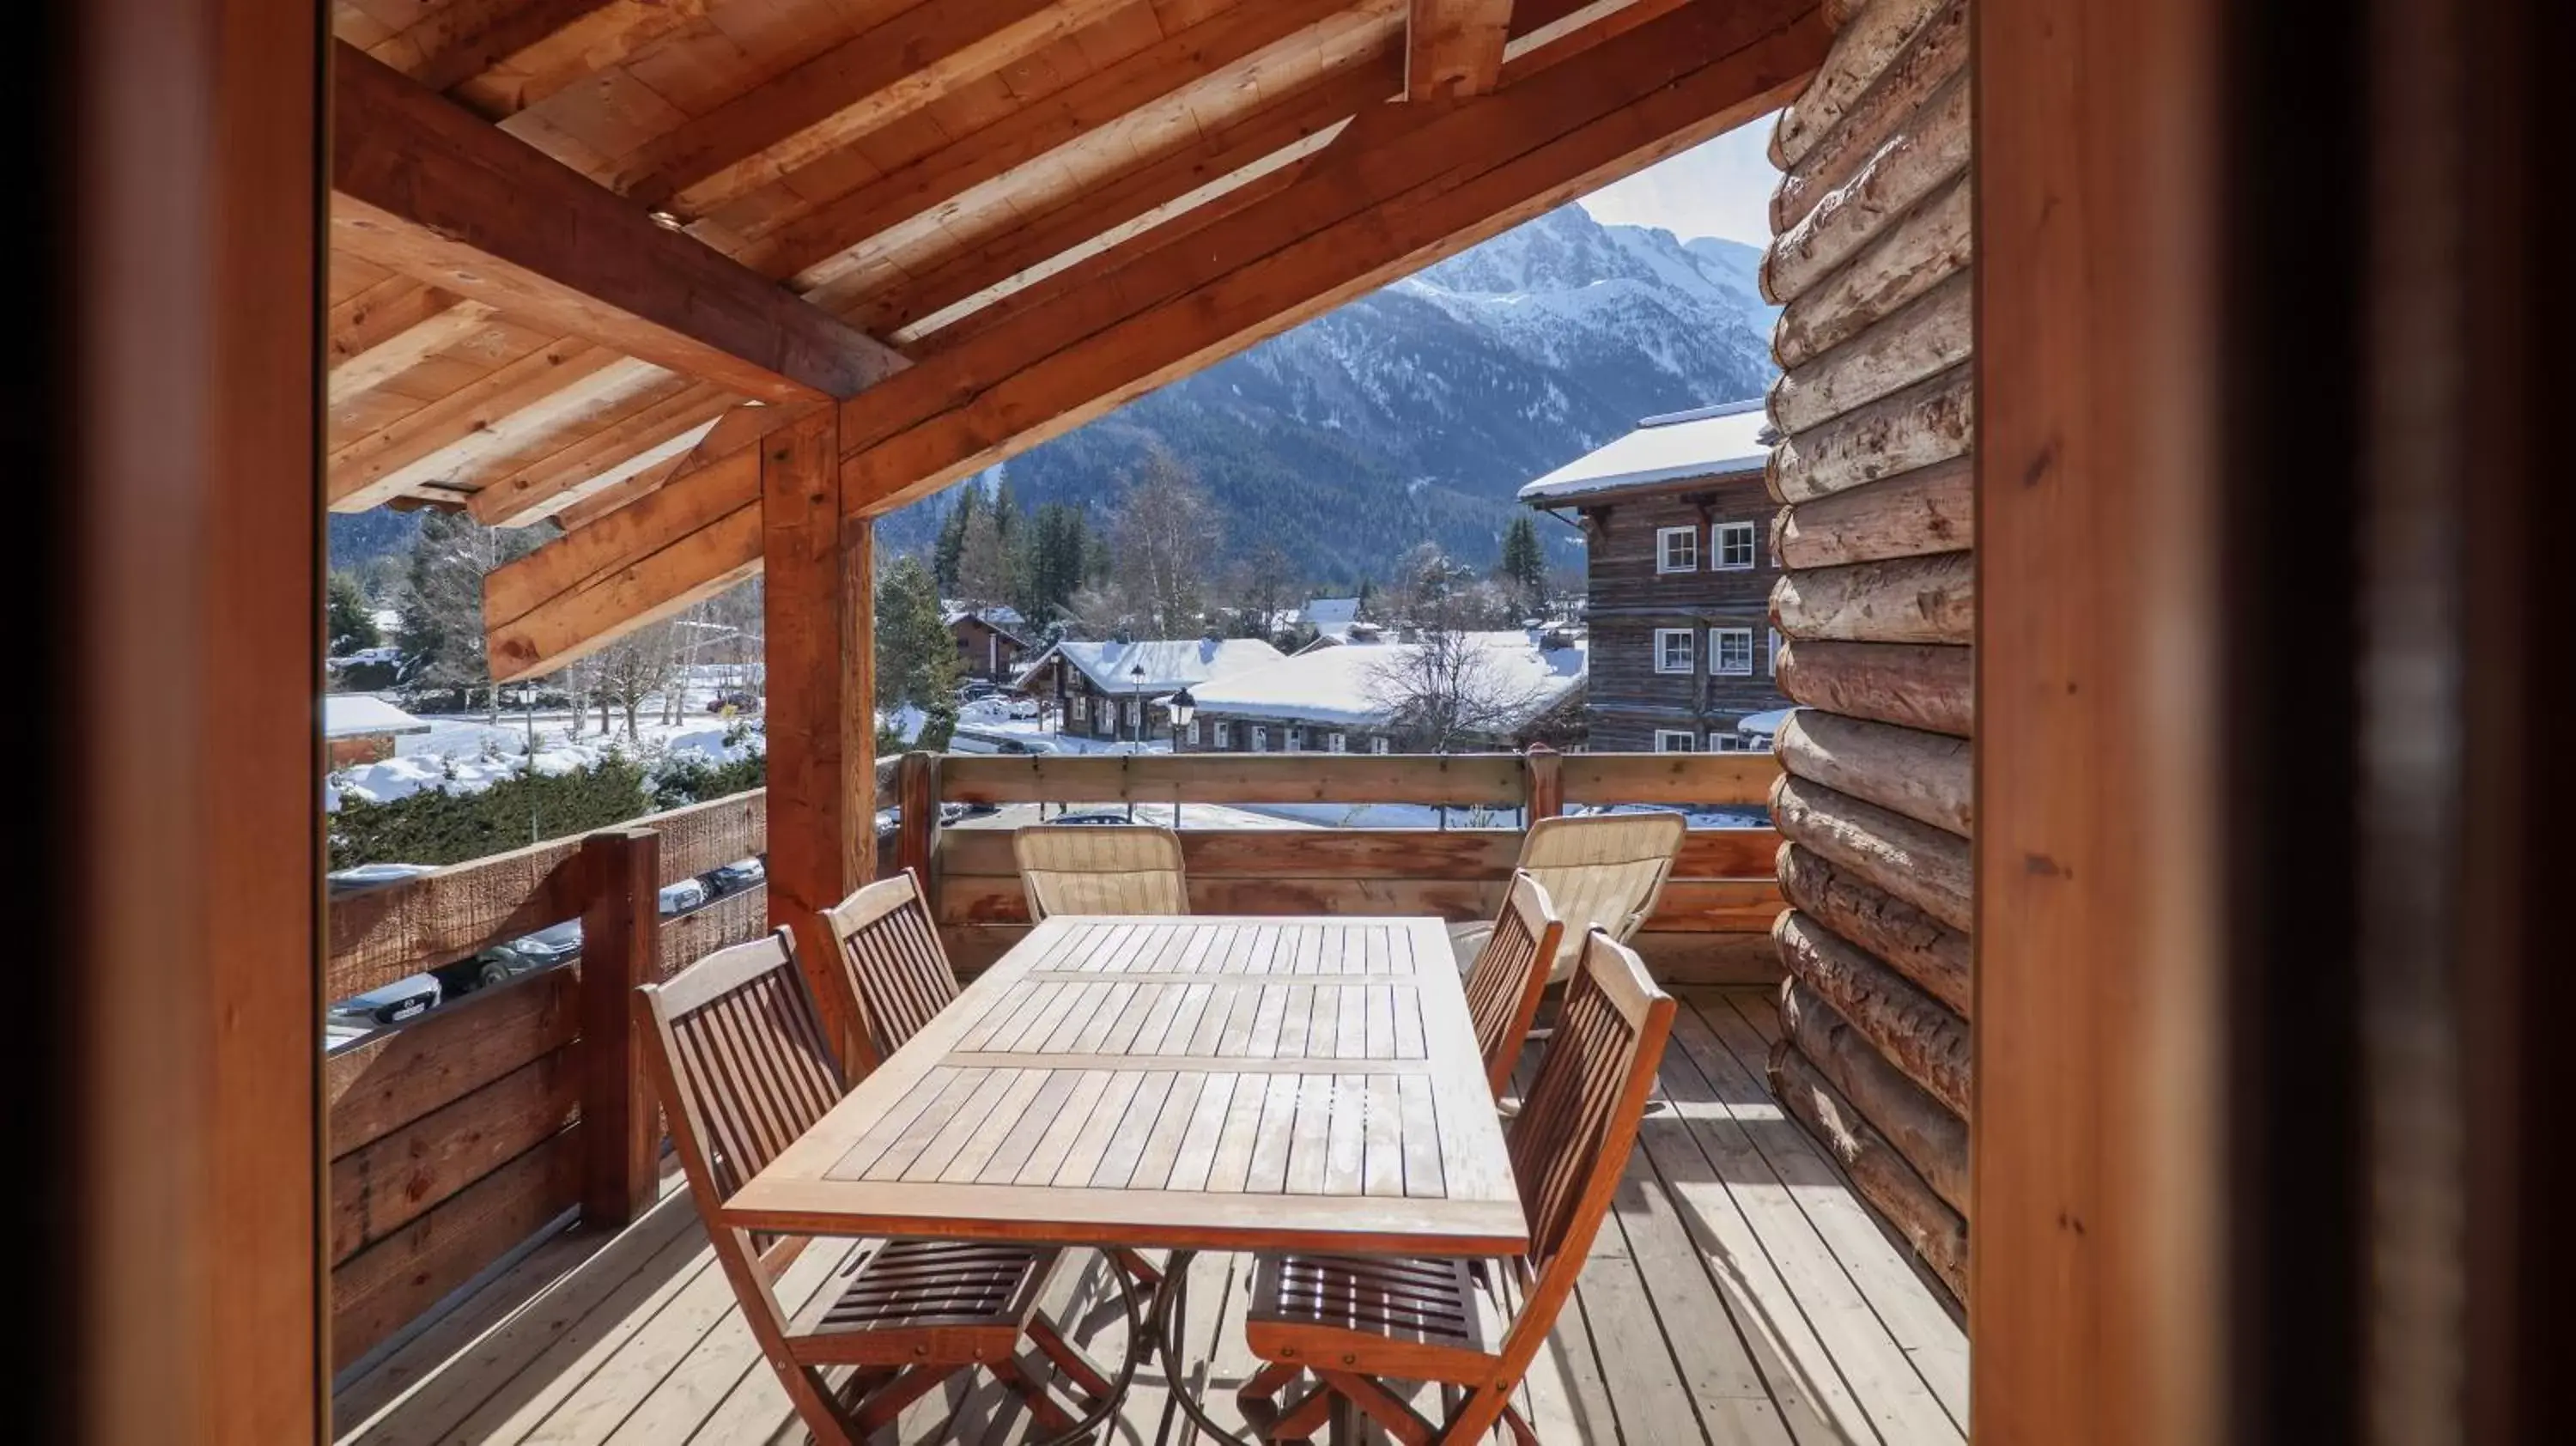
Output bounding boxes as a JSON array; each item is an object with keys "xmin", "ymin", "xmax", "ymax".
[
  {"xmin": 702, "ymin": 855, "xmax": 766, "ymax": 897},
  {"xmin": 1049, "ymin": 810, "xmax": 1136, "ymax": 826},
  {"xmin": 938, "ymin": 802, "xmax": 971, "ymax": 825},
  {"xmin": 435, "ymin": 920, "xmax": 583, "ymax": 996},
  {"xmin": 958, "ymin": 680, "xmax": 998, "ymax": 702},
  {"xmin": 658, "ymin": 878, "xmax": 709, "ymax": 915},
  {"xmin": 330, "ymin": 973, "xmax": 441, "ymax": 1027}
]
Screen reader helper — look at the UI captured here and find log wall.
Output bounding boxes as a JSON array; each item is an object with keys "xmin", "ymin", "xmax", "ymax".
[{"xmin": 1759, "ymin": 0, "xmax": 1973, "ymax": 1300}]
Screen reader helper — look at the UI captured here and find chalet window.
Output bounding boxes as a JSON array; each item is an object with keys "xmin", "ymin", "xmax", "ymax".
[
  {"xmin": 1251, "ymin": 726, "xmax": 1268, "ymax": 752},
  {"xmin": 1711, "ymin": 627, "xmax": 1755, "ymax": 676},
  {"xmin": 1710, "ymin": 732, "xmax": 1747, "ymax": 753},
  {"xmin": 1285, "ymin": 726, "xmax": 1303, "ymax": 752},
  {"xmin": 1655, "ymin": 729, "xmax": 1698, "ymax": 753},
  {"xmin": 1714, "ymin": 521, "xmax": 1758, "ymax": 570},
  {"xmin": 1370, "ymin": 737, "xmax": 1390, "ymax": 755},
  {"xmin": 1656, "ymin": 526, "xmax": 1698, "ymax": 574},
  {"xmin": 1328, "ymin": 732, "xmax": 1347, "ymax": 753},
  {"xmin": 1655, "ymin": 628, "xmax": 1694, "ymax": 674},
  {"xmin": 1213, "ymin": 721, "xmax": 1232, "ymax": 749},
  {"xmin": 1072, "ymin": 694, "xmax": 1087, "ymax": 721},
  {"xmin": 1125, "ymin": 698, "xmax": 1141, "ymax": 726},
  {"xmin": 1187, "ymin": 717, "xmax": 1201, "ymax": 745},
  {"xmin": 1769, "ymin": 627, "xmax": 1783, "ymax": 676}
]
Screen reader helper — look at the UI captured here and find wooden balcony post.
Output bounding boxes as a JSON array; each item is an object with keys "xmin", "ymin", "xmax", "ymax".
[
  {"xmin": 762, "ymin": 410, "xmax": 876, "ymax": 1070},
  {"xmin": 578, "ymin": 826, "xmax": 660, "ymax": 1229},
  {"xmin": 896, "ymin": 750, "xmax": 942, "ymax": 888},
  {"xmin": 1523, "ymin": 743, "xmax": 1564, "ymax": 824}
]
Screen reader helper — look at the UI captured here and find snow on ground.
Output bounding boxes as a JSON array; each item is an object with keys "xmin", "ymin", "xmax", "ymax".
[{"xmin": 327, "ymin": 700, "xmax": 761, "ymax": 809}]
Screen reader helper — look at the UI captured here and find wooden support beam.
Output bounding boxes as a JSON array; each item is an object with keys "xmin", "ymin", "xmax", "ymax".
[
  {"xmin": 483, "ymin": 0, "xmax": 1828, "ymax": 676},
  {"xmin": 1975, "ymin": 0, "xmax": 2227, "ymax": 1436},
  {"xmin": 760, "ymin": 409, "xmax": 876, "ymax": 1072},
  {"xmin": 1408, "ymin": 0, "xmax": 1516, "ymax": 99},
  {"xmin": 727, "ymin": 0, "xmax": 1360, "ymax": 288},
  {"xmin": 616, "ymin": 0, "xmax": 1132, "ymax": 216},
  {"xmin": 330, "ymin": 41, "xmax": 908, "ymax": 404},
  {"xmin": 578, "ymin": 826, "xmax": 659, "ymax": 1228}
]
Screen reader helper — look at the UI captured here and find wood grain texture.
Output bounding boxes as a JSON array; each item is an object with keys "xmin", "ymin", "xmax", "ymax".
[
  {"xmin": 1771, "ymin": 0, "xmax": 1965, "ymax": 231},
  {"xmin": 1762, "ymin": 65, "xmax": 1967, "ymax": 305},
  {"xmin": 327, "ymin": 968, "xmax": 580, "ymax": 1155},
  {"xmin": 1778, "ymin": 975, "xmax": 1967, "ymax": 1213},
  {"xmin": 1772, "ymin": 453, "xmax": 1972, "ymax": 566},
  {"xmin": 1773, "ymin": 168, "xmax": 1969, "ymax": 370},
  {"xmin": 1775, "ymin": 841, "xmax": 1969, "ymax": 1014},
  {"xmin": 331, "ymin": 43, "xmax": 906, "ymax": 403},
  {"xmin": 1769, "ymin": 1040, "xmax": 1965, "ymax": 1297},
  {"xmin": 1771, "ymin": 550, "xmax": 1975, "ymax": 645},
  {"xmin": 1775, "ymin": 638, "xmax": 1972, "ymax": 736},
  {"xmin": 1777, "ymin": 708, "xmax": 1972, "ymax": 835},
  {"xmin": 724, "ymin": 917, "xmax": 1526, "ymax": 1256},
  {"xmin": 1776, "ymin": 911, "xmax": 1969, "ymax": 1115},
  {"xmin": 1767, "ymin": 360, "xmax": 1972, "ymax": 502},
  {"xmin": 1771, "ymin": 773, "xmax": 1971, "ymax": 933}
]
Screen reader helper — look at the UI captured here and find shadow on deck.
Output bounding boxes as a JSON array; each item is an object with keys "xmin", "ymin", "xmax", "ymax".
[{"xmin": 331, "ymin": 988, "xmax": 1964, "ymax": 1445}]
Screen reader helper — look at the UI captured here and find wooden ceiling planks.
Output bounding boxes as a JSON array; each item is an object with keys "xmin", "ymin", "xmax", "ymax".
[
  {"xmin": 481, "ymin": 0, "xmax": 1826, "ymax": 680},
  {"xmin": 1406, "ymin": 0, "xmax": 1516, "ymax": 98}
]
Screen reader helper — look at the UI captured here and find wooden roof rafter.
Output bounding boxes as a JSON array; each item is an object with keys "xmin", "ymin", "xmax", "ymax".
[{"xmin": 480, "ymin": 0, "xmax": 1828, "ymax": 680}]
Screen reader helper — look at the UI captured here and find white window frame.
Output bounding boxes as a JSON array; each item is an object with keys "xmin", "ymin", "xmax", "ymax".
[
  {"xmin": 1769, "ymin": 627, "xmax": 1783, "ymax": 677},
  {"xmin": 1712, "ymin": 520, "xmax": 1758, "ymax": 571},
  {"xmin": 1655, "ymin": 729, "xmax": 1699, "ymax": 753},
  {"xmin": 1071, "ymin": 693, "xmax": 1087, "ymax": 721},
  {"xmin": 1251, "ymin": 726, "xmax": 1268, "ymax": 752},
  {"xmin": 1654, "ymin": 628, "xmax": 1695, "ymax": 675},
  {"xmin": 1212, "ymin": 720, "xmax": 1231, "ymax": 750},
  {"xmin": 1710, "ymin": 627, "xmax": 1755, "ymax": 677},
  {"xmin": 1710, "ymin": 732, "xmax": 1747, "ymax": 753},
  {"xmin": 1655, "ymin": 526, "xmax": 1698, "ymax": 574},
  {"xmin": 1370, "ymin": 737, "xmax": 1390, "ymax": 756},
  {"xmin": 1328, "ymin": 732, "xmax": 1347, "ymax": 754},
  {"xmin": 1187, "ymin": 717, "xmax": 1201, "ymax": 745},
  {"xmin": 1124, "ymin": 697, "xmax": 1141, "ymax": 726},
  {"xmin": 1285, "ymin": 726, "xmax": 1303, "ymax": 753}
]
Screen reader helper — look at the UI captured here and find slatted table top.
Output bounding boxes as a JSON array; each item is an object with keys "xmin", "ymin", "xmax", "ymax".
[{"xmin": 723, "ymin": 916, "xmax": 1528, "ymax": 1257}]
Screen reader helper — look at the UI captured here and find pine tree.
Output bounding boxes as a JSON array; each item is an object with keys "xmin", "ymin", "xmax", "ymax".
[
  {"xmin": 1498, "ymin": 513, "xmax": 1547, "ymax": 617},
  {"xmin": 395, "ymin": 511, "xmax": 539, "ymax": 718},
  {"xmin": 327, "ymin": 571, "xmax": 381, "ymax": 656},
  {"xmin": 874, "ymin": 556, "xmax": 963, "ymax": 748},
  {"xmin": 931, "ymin": 487, "xmax": 981, "ymax": 594}
]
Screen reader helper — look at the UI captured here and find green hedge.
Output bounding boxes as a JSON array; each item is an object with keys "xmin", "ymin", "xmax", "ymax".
[{"xmin": 330, "ymin": 743, "xmax": 769, "ymax": 870}]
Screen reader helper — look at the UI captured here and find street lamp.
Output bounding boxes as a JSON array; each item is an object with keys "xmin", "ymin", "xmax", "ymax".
[
  {"xmin": 1165, "ymin": 688, "xmax": 1195, "ymax": 828},
  {"xmin": 1127, "ymin": 662, "xmax": 1147, "ymax": 746}
]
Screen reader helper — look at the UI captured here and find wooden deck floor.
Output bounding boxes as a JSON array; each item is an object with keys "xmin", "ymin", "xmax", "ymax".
[{"xmin": 332, "ymin": 988, "xmax": 1965, "ymax": 1445}]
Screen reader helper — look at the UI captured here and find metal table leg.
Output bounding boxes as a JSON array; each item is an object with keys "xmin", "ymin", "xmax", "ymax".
[
  {"xmin": 1144, "ymin": 1249, "xmax": 1268, "ymax": 1446},
  {"xmin": 1022, "ymin": 1248, "xmax": 1145, "ymax": 1446}
]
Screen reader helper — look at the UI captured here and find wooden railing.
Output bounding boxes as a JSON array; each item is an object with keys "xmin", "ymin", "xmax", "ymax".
[
  {"xmin": 324, "ymin": 786, "xmax": 789, "ymax": 1374},
  {"xmin": 903, "ymin": 748, "xmax": 1787, "ymax": 981},
  {"xmin": 321, "ymin": 749, "xmax": 1780, "ymax": 1374}
]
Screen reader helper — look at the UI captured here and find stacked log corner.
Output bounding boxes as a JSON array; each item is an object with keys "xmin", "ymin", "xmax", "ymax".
[{"xmin": 1760, "ymin": 0, "xmax": 1973, "ymax": 1302}]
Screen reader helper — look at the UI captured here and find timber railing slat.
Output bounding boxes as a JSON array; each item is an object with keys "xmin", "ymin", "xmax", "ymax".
[{"xmin": 939, "ymin": 751, "xmax": 1531, "ymax": 805}]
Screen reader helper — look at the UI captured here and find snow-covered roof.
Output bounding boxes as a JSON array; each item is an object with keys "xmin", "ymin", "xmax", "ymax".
[
  {"xmin": 1035, "ymin": 637, "xmax": 1287, "ymax": 693},
  {"xmin": 1299, "ymin": 595, "xmax": 1365, "ymax": 641},
  {"xmin": 1735, "ymin": 707, "xmax": 1796, "ymax": 738},
  {"xmin": 324, "ymin": 693, "xmax": 431, "ymax": 739},
  {"xmin": 1516, "ymin": 397, "xmax": 1773, "ymax": 503},
  {"xmin": 1186, "ymin": 630, "xmax": 1587, "ymax": 728},
  {"xmin": 942, "ymin": 605, "xmax": 1029, "ymax": 641}
]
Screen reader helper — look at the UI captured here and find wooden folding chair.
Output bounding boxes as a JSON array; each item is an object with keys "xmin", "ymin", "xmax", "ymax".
[
  {"xmin": 1460, "ymin": 871, "xmax": 1564, "ymax": 1103},
  {"xmin": 1448, "ymin": 811, "xmax": 1687, "ymax": 985},
  {"xmin": 635, "ymin": 929, "xmax": 1110, "ymax": 1444},
  {"xmin": 1237, "ymin": 929, "xmax": 1678, "ymax": 1445},
  {"xmin": 824, "ymin": 867, "xmax": 1167, "ymax": 1291},
  {"xmin": 820, "ymin": 869, "xmax": 960, "ymax": 1067},
  {"xmin": 1012, "ymin": 823, "xmax": 1189, "ymax": 920}
]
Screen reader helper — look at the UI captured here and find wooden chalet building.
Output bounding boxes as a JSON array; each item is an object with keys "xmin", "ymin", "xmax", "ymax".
[
  {"xmin": 1177, "ymin": 627, "xmax": 1588, "ymax": 755},
  {"xmin": 943, "ymin": 605, "xmax": 1029, "ymax": 683},
  {"xmin": 1016, "ymin": 636, "xmax": 1285, "ymax": 743},
  {"xmin": 1522, "ymin": 398, "xmax": 1790, "ymax": 751}
]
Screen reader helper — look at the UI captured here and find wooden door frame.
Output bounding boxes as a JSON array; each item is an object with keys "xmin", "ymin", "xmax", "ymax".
[{"xmin": 29, "ymin": 0, "xmax": 329, "ymax": 1438}]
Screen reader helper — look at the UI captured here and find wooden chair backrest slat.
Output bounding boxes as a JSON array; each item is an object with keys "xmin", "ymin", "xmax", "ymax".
[
  {"xmin": 640, "ymin": 928, "xmax": 844, "ymax": 1204},
  {"xmin": 1461, "ymin": 871, "xmax": 1564, "ymax": 1100},
  {"xmin": 823, "ymin": 870, "xmax": 961, "ymax": 1063},
  {"xmin": 1012, "ymin": 823, "xmax": 1189, "ymax": 920},
  {"xmin": 1514, "ymin": 813, "xmax": 1687, "ymax": 976},
  {"xmin": 1496, "ymin": 929, "xmax": 1674, "ymax": 1371}
]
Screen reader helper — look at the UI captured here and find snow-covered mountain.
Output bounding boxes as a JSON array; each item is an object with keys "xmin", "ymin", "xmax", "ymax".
[{"xmin": 887, "ymin": 203, "xmax": 1781, "ymax": 584}]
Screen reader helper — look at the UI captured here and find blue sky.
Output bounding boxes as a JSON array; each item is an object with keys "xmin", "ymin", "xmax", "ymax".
[{"xmin": 1577, "ymin": 112, "xmax": 1779, "ymax": 248}]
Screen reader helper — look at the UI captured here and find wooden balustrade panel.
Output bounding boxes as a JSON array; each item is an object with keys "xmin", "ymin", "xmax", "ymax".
[
  {"xmin": 939, "ymin": 752, "xmax": 1528, "ymax": 806},
  {"xmin": 326, "ymin": 787, "xmax": 769, "ymax": 1001},
  {"xmin": 1557, "ymin": 751, "xmax": 1782, "ymax": 805},
  {"xmin": 329, "ymin": 1048, "xmax": 580, "ymax": 1265},
  {"xmin": 657, "ymin": 882, "xmax": 769, "ymax": 981},
  {"xmin": 327, "ymin": 968, "xmax": 579, "ymax": 1155}
]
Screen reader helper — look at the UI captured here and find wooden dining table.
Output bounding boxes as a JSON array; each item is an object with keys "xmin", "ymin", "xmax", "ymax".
[{"xmin": 722, "ymin": 914, "xmax": 1530, "ymax": 1443}]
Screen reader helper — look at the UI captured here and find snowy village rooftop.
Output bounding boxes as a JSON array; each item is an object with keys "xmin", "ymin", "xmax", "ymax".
[
  {"xmin": 1516, "ymin": 396, "xmax": 1775, "ymax": 503},
  {"xmin": 1184, "ymin": 629, "xmax": 1588, "ymax": 727},
  {"xmin": 1029, "ymin": 635, "xmax": 1287, "ymax": 692}
]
